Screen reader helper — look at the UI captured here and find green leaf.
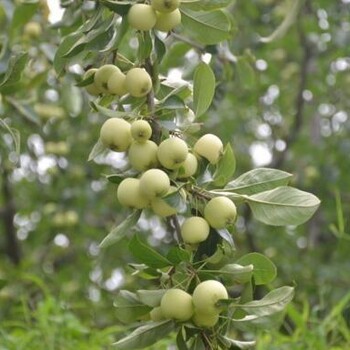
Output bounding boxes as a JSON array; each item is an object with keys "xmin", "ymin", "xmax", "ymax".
[
  {"xmin": 5, "ymin": 97, "xmax": 40, "ymax": 125},
  {"xmin": 90, "ymin": 101, "xmax": 134, "ymax": 118},
  {"xmin": 75, "ymin": 72, "xmax": 94, "ymax": 87},
  {"xmin": 176, "ymin": 328, "xmax": 189, "ymax": 350},
  {"xmin": 88, "ymin": 139, "xmax": 106, "ymax": 162},
  {"xmin": 162, "ymin": 189, "xmax": 187, "ymax": 214},
  {"xmin": 136, "ymin": 289, "xmax": 167, "ymax": 307},
  {"xmin": 61, "ymin": 82, "xmax": 83, "ymax": 117},
  {"xmin": 129, "ymin": 234, "xmax": 172, "ymax": 269},
  {"xmin": 216, "ymin": 228, "xmax": 234, "ymax": 248},
  {"xmin": 167, "ymin": 246, "xmax": 191, "ymax": 265},
  {"xmin": 114, "ymin": 290, "xmax": 151, "ymax": 323},
  {"xmin": 154, "ymin": 35, "xmax": 166, "ymax": 63},
  {"xmin": 181, "ymin": 8, "xmax": 233, "ymax": 45},
  {"xmin": 10, "ymin": 2, "xmax": 38, "ymax": 37},
  {"xmin": 224, "ymin": 168, "xmax": 293, "ymax": 195},
  {"xmin": 0, "ymin": 52, "xmax": 28, "ymax": 91},
  {"xmin": 213, "ymin": 143, "xmax": 236, "ymax": 187},
  {"xmin": 236, "ymin": 56, "xmax": 256, "ymax": 90},
  {"xmin": 239, "ymin": 286, "xmax": 294, "ymax": 317},
  {"xmin": 193, "ymin": 62, "xmax": 215, "ymax": 117},
  {"xmin": 114, "ymin": 320, "xmax": 175, "ymax": 349},
  {"xmin": 181, "ymin": 0, "xmax": 235, "ymax": 11},
  {"xmin": 246, "ymin": 186, "xmax": 321, "ymax": 226},
  {"xmin": 216, "ymin": 263, "xmax": 253, "ymax": 284},
  {"xmin": 236, "ymin": 253, "xmax": 276, "ymax": 285},
  {"xmin": 218, "ymin": 335, "xmax": 256, "ymax": 350},
  {"xmin": 137, "ymin": 31, "xmax": 153, "ymax": 62},
  {"xmin": 100, "ymin": 210, "xmax": 141, "ymax": 248}
]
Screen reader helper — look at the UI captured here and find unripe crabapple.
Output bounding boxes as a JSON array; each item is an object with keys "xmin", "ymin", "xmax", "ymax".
[
  {"xmin": 139, "ymin": 169, "xmax": 170, "ymax": 199},
  {"xmin": 204, "ymin": 196, "xmax": 237, "ymax": 229},
  {"xmin": 94, "ymin": 64, "xmax": 121, "ymax": 93},
  {"xmin": 128, "ymin": 140, "xmax": 158, "ymax": 171},
  {"xmin": 160, "ymin": 289, "xmax": 194, "ymax": 321},
  {"xmin": 125, "ymin": 68, "xmax": 153, "ymax": 98},
  {"xmin": 157, "ymin": 137, "xmax": 188, "ymax": 170},
  {"xmin": 151, "ymin": 0, "xmax": 180, "ymax": 13},
  {"xmin": 194, "ymin": 134, "xmax": 223, "ymax": 164},
  {"xmin": 180, "ymin": 216, "xmax": 210, "ymax": 244},
  {"xmin": 99, "ymin": 118, "xmax": 132, "ymax": 152},
  {"xmin": 107, "ymin": 70, "xmax": 127, "ymax": 96},
  {"xmin": 128, "ymin": 4, "xmax": 157, "ymax": 31},
  {"xmin": 177, "ymin": 153, "xmax": 198, "ymax": 178},
  {"xmin": 83, "ymin": 68, "xmax": 101, "ymax": 96},
  {"xmin": 154, "ymin": 9, "xmax": 181, "ymax": 32},
  {"xmin": 131, "ymin": 120, "xmax": 152, "ymax": 142},
  {"xmin": 117, "ymin": 178, "xmax": 149, "ymax": 209}
]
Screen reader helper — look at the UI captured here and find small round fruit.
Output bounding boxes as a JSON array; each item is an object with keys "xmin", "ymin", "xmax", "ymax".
[
  {"xmin": 154, "ymin": 9, "xmax": 181, "ymax": 32},
  {"xmin": 151, "ymin": 198, "xmax": 176, "ymax": 217},
  {"xmin": 128, "ymin": 140, "xmax": 158, "ymax": 171},
  {"xmin": 131, "ymin": 120, "xmax": 152, "ymax": 142},
  {"xmin": 139, "ymin": 169, "xmax": 170, "ymax": 199},
  {"xmin": 65, "ymin": 210, "xmax": 78, "ymax": 226},
  {"xmin": 194, "ymin": 134, "xmax": 223, "ymax": 165},
  {"xmin": 192, "ymin": 280, "xmax": 228, "ymax": 315},
  {"xmin": 151, "ymin": 0, "xmax": 180, "ymax": 13},
  {"xmin": 94, "ymin": 65, "xmax": 121, "ymax": 93},
  {"xmin": 117, "ymin": 178, "xmax": 149, "ymax": 209},
  {"xmin": 157, "ymin": 137, "xmax": 188, "ymax": 170},
  {"xmin": 177, "ymin": 153, "xmax": 198, "ymax": 178},
  {"xmin": 24, "ymin": 21, "xmax": 42, "ymax": 38},
  {"xmin": 125, "ymin": 68, "xmax": 153, "ymax": 97},
  {"xmin": 193, "ymin": 310, "xmax": 219, "ymax": 328},
  {"xmin": 100, "ymin": 118, "xmax": 132, "ymax": 152},
  {"xmin": 160, "ymin": 289, "xmax": 194, "ymax": 321},
  {"xmin": 107, "ymin": 70, "xmax": 127, "ymax": 96},
  {"xmin": 181, "ymin": 216, "xmax": 210, "ymax": 244},
  {"xmin": 128, "ymin": 4, "xmax": 157, "ymax": 31},
  {"xmin": 204, "ymin": 196, "xmax": 237, "ymax": 229},
  {"xmin": 83, "ymin": 68, "xmax": 101, "ymax": 96},
  {"xmin": 150, "ymin": 306, "xmax": 165, "ymax": 322}
]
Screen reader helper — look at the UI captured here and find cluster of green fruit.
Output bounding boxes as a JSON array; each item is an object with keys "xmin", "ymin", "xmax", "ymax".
[
  {"xmin": 99, "ymin": 117, "xmax": 237, "ymax": 238},
  {"xmin": 52, "ymin": 210, "xmax": 79, "ymax": 227},
  {"xmin": 128, "ymin": 0, "xmax": 182, "ymax": 33},
  {"xmin": 150, "ymin": 280, "xmax": 228, "ymax": 328},
  {"xmin": 83, "ymin": 65, "xmax": 152, "ymax": 98}
]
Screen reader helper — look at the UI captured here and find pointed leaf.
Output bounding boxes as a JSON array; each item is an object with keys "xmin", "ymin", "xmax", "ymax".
[
  {"xmin": 114, "ymin": 320, "xmax": 175, "ymax": 349},
  {"xmin": 236, "ymin": 253, "xmax": 277, "ymax": 285},
  {"xmin": 114, "ymin": 290, "xmax": 151, "ymax": 323},
  {"xmin": 246, "ymin": 186, "xmax": 321, "ymax": 226},
  {"xmin": 193, "ymin": 62, "xmax": 215, "ymax": 117},
  {"xmin": 129, "ymin": 234, "xmax": 172, "ymax": 269},
  {"xmin": 225, "ymin": 168, "xmax": 293, "ymax": 195},
  {"xmin": 136, "ymin": 289, "xmax": 167, "ymax": 307},
  {"xmin": 88, "ymin": 139, "xmax": 106, "ymax": 162},
  {"xmin": 100, "ymin": 210, "xmax": 141, "ymax": 248},
  {"xmin": 213, "ymin": 143, "xmax": 236, "ymax": 187},
  {"xmin": 0, "ymin": 52, "xmax": 28, "ymax": 91}
]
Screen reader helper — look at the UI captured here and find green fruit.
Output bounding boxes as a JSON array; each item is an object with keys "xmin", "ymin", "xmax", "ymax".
[
  {"xmin": 160, "ymin": 289, "xmax": 194, "ymax": 321},
  {"xmin": 157, "ymin": 137, "xmax": 188, "ymax": 170},
  {"xmin": 139, "ymin": 169, "xmax": 170, "ymax": 199},
  {"xmin": 177, "ymin": 153, "xmax": 198, "ymax": 178},
  {"xmin": 131, "ymin": 120, "xmax": 152, "ymax": 142},
  {"xmin": 107, "ymin": 70, "xmax": 127, "ymax": 96},
  {"xmin": 181, "ymin": 216, "xmax": 210, "ymax": 244},
  {"xmin": 194, "ymin": 134, "xmax": 223, "ymax": 164},
  {"xmin": 94, "ymin": 65, "xmax": 121, "ymax": 93},
  {"xmin": 151, "ymin": 0, "xmax": 180, "ymax": 13},
  {"xmin": 128, "ymin": 140, "xmax": 158, "ymax": 171},
  {"xmin": 204, "ymin": 196, "xmax": 237, "ymax": 229},
  {"xmin": 128, "ymin": 4, "xmax": 157, "ymax": 31},
  {"xmin": 150, "ymin": 306, "xmax": 165, "ymax": 322},
  {"xmin": 125, "ymin": 68, "xmax": 153, "ymax": 97},
  {"xmin": 193, "ymin": 310, "xmax": 219, "ymax": 328},
  {"xmin": 24, "ymin": 21, "xmax": 42, "ymax": 38},
  {"xmin": 117, "ymin": 178, "xmax": 149, "ymax": 209},
  {"xmin": 65, "ymin": 210, "xmax": 78, "ymax": 226},
  {"xmin": 100, "ymin": 118, "xmax": 132, "ymax": 152},
  {"xmin": 154, "ymin": 9, "xmax": 181, "ymax": 32},
  {"xmin": 83, "ymin": 69, "xmax": 102, "ymax": 96},
  {"xmin": 192, "ymin": 280, "xmax": 228, "ymax": 315}
]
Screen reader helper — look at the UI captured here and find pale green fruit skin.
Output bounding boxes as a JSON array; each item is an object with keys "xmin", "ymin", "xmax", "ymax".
[
  {"xmin": 204, "ymin": 196, "xmax": 237, "ymax": 229},
  {"xmin": 177, "ymin": 153, "xmax": 198, "ymax": 178},
  {"xmin": 150, "ymin": 306, "xmax": 165, "ymax": 322},
  {"xmin": 160, "ymin": 289, "xmax": 194, "ymax": 321},
  {"xmin": 151, "ymin": 197, "xmax": 177, "ymax": 217},
  {"xmin": 100, "ymin": 118, "xmax": 132, "ymax": 152},
  {"xmin": 194, "ymin": 134, "xmax": 223, "ymax": 164},
  {"xmin": 24, "ymin": 21, "xmax": 42, "ymax": 38},
  {"xmin": 94, "ymin": 65, "xmax": 121, "ymax": 93},
  {"xmin": 117, "ymin": 178, "xmax": 149, "ymax": 209},
  {"xmin": 157, "ymin": 137, "xmax": 188, "ymax": 170},
  {"xmin": 193, "ymin": 310, "xmax": 219, "ymax": 328},
  {"xmin": 131, "ymin": 120, "xmax": 152, "ymax": 142},
  {"xmin": 151, "ymin": 0, "xmax": 180, "ymax": 13},
  {"xmin": 154, "ymin": 9, "xmax": 181, "ymax": 32},
  {"xmin": 107, "ymin": 70, "xmax": 127, "ymax": 96},
  {"xmin": 181, "ymin": 216, "xmax": 210, "ymax": 244},
  {"xmin": 128, "ymin": 140, "xmax": 158, "ymax": 171},
  {"xmin": 139, "ymin": 169, "xmax": 170, "ymax": 199},
  {"xmin": 192, "ymin": 280, "xmax": 228, "ymax": 315},
  {"xmin": 125, "ymin": 68, "xmax": 153, "ymax": 97},
  {"xmin": 83, "ymin": 69, "xmax": 101, "ymax": 96},
  {"xmin": 65, "ymin": 210, "xmax": 78, "ymax": 226},
  {"xmin": 128, "ymin": 4, "xmax": 157, "ymax": 31}
]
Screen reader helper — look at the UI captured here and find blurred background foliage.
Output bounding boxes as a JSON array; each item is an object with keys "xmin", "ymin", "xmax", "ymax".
[{"xmin": 0, "ymin": 0, "xmax": 349, "ymax": 349}]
